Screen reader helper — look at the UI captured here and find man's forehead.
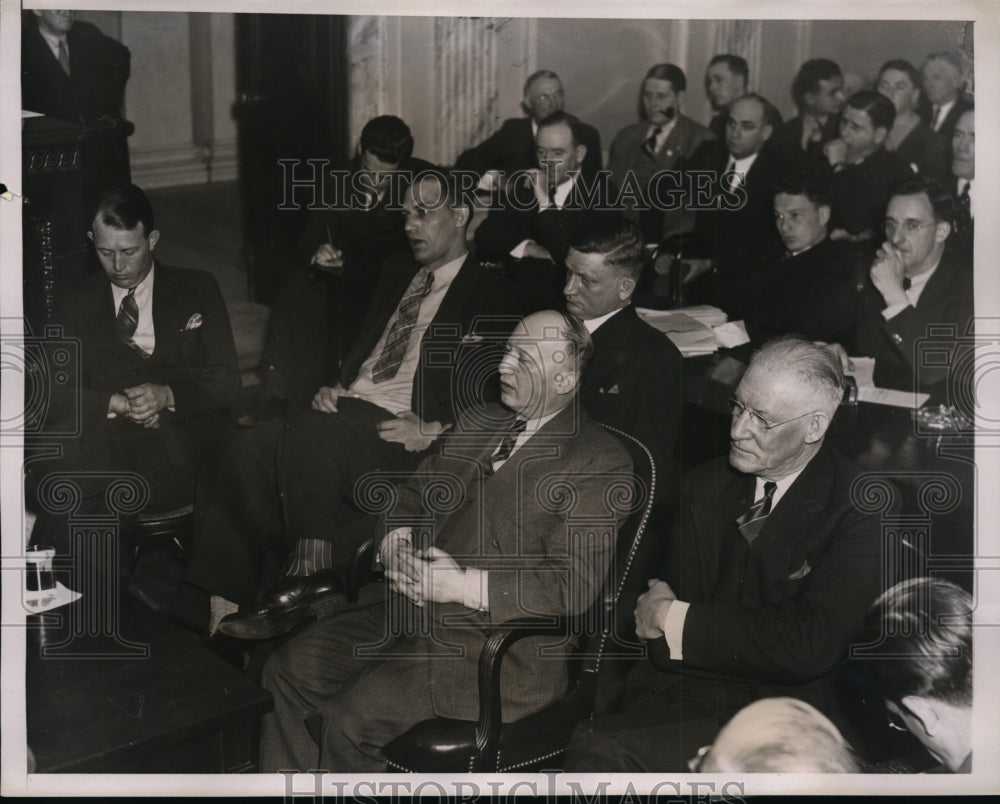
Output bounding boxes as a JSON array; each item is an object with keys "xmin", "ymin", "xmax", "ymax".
[
  {"xmin": 566, "ymin": 249, "xmax": 611, "ymax": 276},
  {"xmin": 529, "ymin": 78, "xmax": 562, "ymax": 96},
  {"xmin": 644, "ymin": 78, "xmax": 676, "ymax": 94},
  {"xmin": 730, "ymin": 98, "xmax": 763, "ymax": 122},
  {"xmin": 404, "ymin": 178, "xmax": 445, "ymax": 208},
  {"xmin": 775, "ymin": 193, "xmax": 817, "ymax": 212},
  {"xmin": 887, "ymin": 193, "xmax": 933, "ymax": 219},
  {"xmin": 537, "ymin": 123, "xmax": 574, "ymax": 146}
]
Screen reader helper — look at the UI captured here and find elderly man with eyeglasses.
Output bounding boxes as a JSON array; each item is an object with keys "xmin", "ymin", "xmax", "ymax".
[{"xmin": 564, "ymin": 335, "xmax": 890, "ymax": 772}]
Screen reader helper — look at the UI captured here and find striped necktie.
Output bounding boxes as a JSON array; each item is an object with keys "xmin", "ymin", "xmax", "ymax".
[
  {"xmin": 371, "ymin": 268, "xmax": 434, "ymax": 383},
  {"xmin": 735, "ymin": 481, "xmax": 777, "ymax": 545},
  {"xmin": 486, "ymin": 418, "xmax": 528, "ymax": 475},
  {"xmin": 642, "ymin": 126, "xmax": 662, "ymax": 158},
  {"xmin": 116, "ymin": 287, "xmax": 139, "ymax": 343},
  {"xmin": 57, "ymin": 40, "xmax": 71, "ymax": 76}
]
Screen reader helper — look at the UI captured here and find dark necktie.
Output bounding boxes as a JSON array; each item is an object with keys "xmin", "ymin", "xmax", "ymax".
[
  {"xmin": 902, "ymin": 277, "xmax": 912, "ymax": 291},
  {"xmin": 57, "ymin": 40, "xmax": 71, "ymax": 76},
  {"xmin": 642, "ymin": 127, "xmax": 663, "ymax": 158},
  {"xmin": 371, "ymin": 268, "xmax": 434, "ymax": 383},
  {"xmin": 735, "ymin": 481, "xmax": 777, "ymax": 545},
  {"xmin": 931, "ymin": 105, "xmax": 942, "ymax": 131},
  {"xmin": 486, "ymin": 418, "xmax": 527, "ymax": 475},
  {"xmin": 546, "ymin": 184, "xmax": 558, "ymax": 209}
]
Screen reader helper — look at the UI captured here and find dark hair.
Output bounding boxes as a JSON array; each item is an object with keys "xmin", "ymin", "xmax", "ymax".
[
  {"xmin": 733, "ymin": 92, "xmax": 783, "ymax": 130},
  {"xmin": 878, "ymin": 59, "xmax": 921, "ymax": 91},
  {"xmin": 524, "ymin": 69, "xmax": 561, "ymax": 96},
  {"xmin": 536, "ymin": 110, "xmax": 586, "ymax": 148},
  {"xmin": 93, "ymin": 183, "xmax": 155, "ymax": 236},
  {"xmin": 792, "ymin": 58, "xmax": 843, "ymax": 108},
  {"xmin": 773, "ymin": 173, "xmax": 831, "ymax": 209},
  {"xmin": 708, "ymin": 54, "xmax": 750, "ymax": 84},
  {"xmin": 846, "ymin": 90, "xmax": 896, "ymax": 131},
  {"xmin": 889, "ymin": 176, "xmax": 956, "ymax": 227},
  {"xmin": 568, "ymin": 214, "xmax": 645, "ymax": 283},
  {"xmin": 645, "ymin": 63, "xmax": 687, "ymax": 93},
  {"xmin": 859, "ymin": 577, "xmax": 973, "ymax": 707},
  {"xmin": 359, "ymin": 115, "xmax": 413, "ymax": 165}
]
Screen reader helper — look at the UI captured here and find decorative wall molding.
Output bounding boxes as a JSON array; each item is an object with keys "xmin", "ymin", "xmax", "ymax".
[{"xmin": 348, "ymin": 16, "xmax": 390, "ymax": 153}]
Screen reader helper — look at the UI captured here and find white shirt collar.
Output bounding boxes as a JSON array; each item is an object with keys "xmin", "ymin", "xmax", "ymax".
[
  {"xmin": 111, "ymin": 262, "xmax": 155, "ymax": 310},
  {"xmin": 37, "ymin": 24, "xmax": 68, "ymax": 56},
  {"xmin": 755, "ymin": 466, "xmax": 805, "ymax": 509},
  {"xmin": 904, "ymin": 256, "xmax": 941, "ymax": 305},
  {"xmin": 425, "ymin": 252, "xmax": 466, "ymax": 284},
  {"xmin": 545, "ymin": 173, "xmax": 578, "ymax": 210},
  {"xmin": 647, "ymin": 116, "xmax": 678, "ymax": 150},
  {"xmin": 583, "ymin": 306, "xmax": 626, "ymax": 333}
]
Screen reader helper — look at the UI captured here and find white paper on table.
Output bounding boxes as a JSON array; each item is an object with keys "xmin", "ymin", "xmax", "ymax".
[
  {"xmin": 713, "ymin": 320, "xmax": 750, "ymax": 348},
  {"xmin": 846, "ymin": 356, "xmax": 876, "ymax": 388},
  {"xmin": 22, "ymin": 581, "xmax": 81, "ymax": 613},
  {"xmin": 857, "ymin": 387, "xmax": 930, "ymax": 408},
  {"xmin": 635, "ymin": 308, "xmax": 711, "ymax": 333}
]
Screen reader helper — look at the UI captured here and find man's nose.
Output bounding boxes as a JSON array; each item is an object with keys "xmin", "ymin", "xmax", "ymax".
[{"xmin": 730, "ymin": 409, "xmax": 752, "ymax": 439}]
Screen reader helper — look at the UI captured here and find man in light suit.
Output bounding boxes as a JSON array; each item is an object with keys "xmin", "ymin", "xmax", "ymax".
[
  {"xmin": 565, "ymin": 336, "xmax": 887, "ymax": 771},
  {"xmin": 29, "ymin": 183, "xmax": 240, "ymax": 551},
  {"xmin": 608, "ymin": 63, "xmax": 715, "ymax": 244},
  {"xmin": 259, "ymin": 309, "xmax": 633, "ymax": 771},
  {"xmin": 454, "ymin": 69, "xmax": 602, "ymax": 188}
]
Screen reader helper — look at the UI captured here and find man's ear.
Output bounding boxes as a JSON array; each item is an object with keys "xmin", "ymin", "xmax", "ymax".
[
  {"xmin": 451, "ymin": 205, "xmax": 470, "ymax": 230},
  {"xmin": 873, "ymin": 126, "xmax": 889, "ymax": 147},
  {"xmin": 574, "ymin": 144, "xmax": 587, "ymax": 166},
  {"xmin": 762, "ymin": 123, "xmax": 774, "ymax": 143},
  {"xmin": 147, "ymin": 229, "xmax": 161, "ymax": 252},
  {"xmin": 934, "ymin": 220, "xmax": 952, "ymax": 244},
  {"xmin": 804, "ymin": 410, "xmax": 832, "ymax": 444},
  {"xmin": 618, "ymin": 276, "xmax": 636, "ymax": 302},
  {"xmin": 87, "ymin": 230, "xmax": 94, "ymax": 242},
  {"xmin": 902, "ymin": 695, "xmax": 939, "ymax": 736},
  {"xmin": 818, "ymin": 204, "xmax": 832, "ymax": 228}
]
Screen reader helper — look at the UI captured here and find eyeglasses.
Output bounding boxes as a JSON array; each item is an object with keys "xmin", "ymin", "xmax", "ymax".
[
  {"xmin": 884, "ymin": 219, "xmax": 937, "ymax": 235},
  {"xmin": 887, "ymin": 705, "xmax": 910, "ymax": 732},
  {"xmin": 727, "ymin": 397, "xmax": 816, "ymax": 431},
  {"xmin": 688, "ymin": 744, "xmax": 712, "ymax": 772}
]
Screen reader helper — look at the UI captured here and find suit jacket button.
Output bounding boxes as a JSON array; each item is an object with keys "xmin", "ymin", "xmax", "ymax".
[{"xmin": 891, "ymin": 332, "xmax": 904, "ymax": 346}]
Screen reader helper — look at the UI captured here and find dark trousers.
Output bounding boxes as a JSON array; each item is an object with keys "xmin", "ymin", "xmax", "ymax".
[
  {"xmin": 186, "ymin": 400, "xmax": 430, "ymax": 607},
  {"xmin": 260, "ymin": 589, "xmax": 438, "ymax": 772}
]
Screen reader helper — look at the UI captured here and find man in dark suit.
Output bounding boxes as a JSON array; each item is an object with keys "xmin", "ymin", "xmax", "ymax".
[
  {"xmin": 821, "ymin": 90, "xmax": 913, "ymax": 243},
  {"xmin": 564, "ymin": 216, "xmax": 682, "ymax": 502},
  {"xmin": 949, "ymin": 107, "xmax": 974, "ymax": 257},
  {"xmin": 685, "ymin": 93, "xmax": 786, "ymax": 318},
  {"xmin": 608, "ymin": 63, "xmax": 716, "ymax": 244},
  {"xmin": 181, "ymin": 172, "xmax": 521, "ymax": 636},
  {"xmin": 564, "ymin": 336, "xmax": 886, "ymax": 771},
  {"xmin": 746, "ymin": 174, "xmax": 860, "ymax": 346},
  {"xmin": 475, "ymin": 111, "xmax": 617, "ymax": 311},
  {"xmin": 919, "ymin": 52, "xmax": 973, "ymax": 141},
  {"xmin": 21, "ymin": 9, "xmax": 132, "ymax": 190},
  {"xmin": 454, "ymin": 69, "xmax": 602, "ymax": 188},
  {"xmin": 259, "ymin": 309, "xmax": 633, "ymax": 771},
  {"xmin": 250, "ymin": 116, "xmax": 434, "ymax": 417},
  {"xmin": 771, "ymin": 59, "xmax": 846, "ymax": 174},
  {"xmin": 826, "ymin": 178, "xmax": 973, "ymax": 396},
  {"xmin": 704, "ymin": 55, "xmax": 748, "ymax": 142},
  {"xmin": 29, "ymin": 184, "xmax": 239, "ymax": 551}
]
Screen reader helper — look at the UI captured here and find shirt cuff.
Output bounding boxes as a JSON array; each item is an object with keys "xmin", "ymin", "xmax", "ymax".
[
  {"xmin": 463, "ymin": 568, "xmax": 488, "ymax": 611},
  {"xmin": 510, "ymin": 240, "xmax": 530, "ymax": 259},
  {"xmin": 881, "ymin": 302, "xmax": 910, "ymax": 321},
  {"xmin": 661, "ymin": 599, "xmax": 690, "ymax": 661},
  {"xmin": 377, "ymin": 527, "xmax": 412, "ymax": 568}
]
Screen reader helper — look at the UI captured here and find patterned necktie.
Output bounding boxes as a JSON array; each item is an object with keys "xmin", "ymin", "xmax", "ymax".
[
  {"xmin": 735, "ymin": 481, "xmax": 777, "ymax": 545},
  {"xmin": 642, "ymin": 126, "xmax": 662, "ymax": 158},
  {"xmin": 486, "ymin": 418, "xmax": 527, "ymax": 476},
  {"xmin": 116, "ymin": 287, "xmax": 139, "ymax": 343},
  {"xmin": 57, "ymin": 40, "xmax": 71, "ymax": 76},
  {"xmin": 371, "ymin": 268, "xmax": 434, "ymax": 383}
]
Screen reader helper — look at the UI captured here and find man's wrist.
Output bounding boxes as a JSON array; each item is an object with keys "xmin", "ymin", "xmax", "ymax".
[{"xmin": 462, "ymin": 567, "xmax": 488, "ymax": 611}]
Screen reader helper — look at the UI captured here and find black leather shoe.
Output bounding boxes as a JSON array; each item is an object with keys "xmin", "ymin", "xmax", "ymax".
[{"xmin": 215, "ymin": 570, "xmax": 346, "ymax": 640}]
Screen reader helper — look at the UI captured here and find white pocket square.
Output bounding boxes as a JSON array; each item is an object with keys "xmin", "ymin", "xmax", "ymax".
[
  {"xmin": 600, "ymin": 384, "xmax": 620, "ymax": 395},
  {"xmin": 183, "ymin": 313, "xmax": 203, "ymax": 331},
  {"xmin": 788, "ymin": 560, "xmax": 811, "ymax": 580}
]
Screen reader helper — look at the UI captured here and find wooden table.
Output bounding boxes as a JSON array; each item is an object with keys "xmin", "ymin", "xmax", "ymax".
[{"xmin": 26, "ymin": 597, "xmax": 272, "ymax": 773}]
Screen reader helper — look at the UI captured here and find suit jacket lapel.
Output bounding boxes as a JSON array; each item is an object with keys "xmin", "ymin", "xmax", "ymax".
[{"xmin": 584, "ymin": 307, "xmax": 633, "ymax": 394}]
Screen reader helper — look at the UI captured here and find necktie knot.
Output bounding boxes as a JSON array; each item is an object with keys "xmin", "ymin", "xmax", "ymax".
[
  {"xmin": 736, "ymin": 481, "xmax": 777, "ymax": 544},
  {"xmin": 642, "ymin": 127, "xmax": 663, "ymax": 158},
  {"xmin": 486, "ymin": 418, "xmax": 528, "ymax": 475},
  {"xmin": 902, "ymin": 277, "xmax": 912, "ymax": 291}
]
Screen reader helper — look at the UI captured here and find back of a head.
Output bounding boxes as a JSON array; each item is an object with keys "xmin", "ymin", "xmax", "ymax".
[
  {"xmin": 568, "ymin": 214, "xmax": 644, "ymax": 284},
  {"xmin": 846, "ymin": 89, "xmax": 896, "ymax": 131},
  {"xmin": 793, "ymin": 58, "xmax": 843, "ymax": 108},
  {"xmin": 645, "ymin": 63, "xmax": 687, "ymax": 92},
  {"xmin": 748, "ymin": 335, "xmax": 845, "ymax": 416},
  {"xmin": 360, "ymin": 115, "xmax": 414, "ymax": 166},
  {"xmin": 860, "ymin": 577, "xmax": 973, "ymax": 708},
  {"xmin": 94, "ymin": 183, "xmax": 155, "ymax": 236},
  {"xmin": 706, "ymin": 698, "xmax": 858, "ymax": 773}
]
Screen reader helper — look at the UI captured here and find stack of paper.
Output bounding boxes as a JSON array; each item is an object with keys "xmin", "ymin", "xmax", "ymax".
[
  {"xmin": 847, "ymin": 356, "xmax": 930, "ymax": 408},
  {"xmin": 636, "ymin": 306, "xmax": 743, "ymax": 356}
]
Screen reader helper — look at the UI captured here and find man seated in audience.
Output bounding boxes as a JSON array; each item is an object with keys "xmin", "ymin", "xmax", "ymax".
[
  {"xmin": 704, "ymin": 54, "xmax": 749, "ymax": 141},
  {"xmin": 259, "ymin": 309, "xmax": 633, "ymax": 772},
  {"xmin": 745, "ymin": 174, "xmax": 859, "ymax": 346},
  {"xmin": 685, "ymin": 93, "xmax": 785, "ymax": 318},
  {"xmin": 949, "ymin": 107, "xmax": 974, "ymax": 256},
  {"xmin": 564, "ymin": 336, "xmax": 886, "ymax": 771},
  {"xmin": 251, "ymin": 116, "xmax": 433, "ymax": 419},
  {"xmin": 771, "ymin": 59, "xmax": 845, "ymax": 172},
  {"xmin": 824, "ymin": 177, "xmax": 973, "ymax": 394},
  {"xmin": 475, "ymin": 111, "xmax": 617, "ymax": 310},
  {"xmin": 822, "ymin": 90, "xmax": 912, "ymax": 242},
  {"xmin": 608, "ymin": 63, "xmax": 715, "ymax": 244},
  {"xmin": 876, "ymin": 59, "xmax": 949, "ymax": 183},
  {"xmin": 564, "ymin": 216, "xmax": 683, "ymax": 502},
  {"xmin": 689, "ymin": 698, "xmax": 858, "ymax": 773},
  {"xmin": 160, "ymin": 172, "xmax": 520, "ymax": 637},
  {"xmin": 454, "ymin": 69, "xmax": 602, "ymax": 189},
  {"xmin": 919, "ymin": 52, "xmax": 973, "ymax": 141},
  {"xmin": 28, "ymin": 184, "xmax": 239, "ymax": 552},
  {"xmin": 856, "ymin": 577, "xmax": 973, "ymax": 773}
]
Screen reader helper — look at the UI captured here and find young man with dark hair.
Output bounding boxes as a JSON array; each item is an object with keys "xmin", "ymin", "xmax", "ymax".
[
  {"xmin": 822, "ymin": 90, "xmax": 912, "ymax": 242},
  {"xmin": 772, "ymin": 58, "xmax": 846, "ymax": 171},
  {"xmin": 704, "ymin": 54, "xmax": 749, "ymax": 141}
]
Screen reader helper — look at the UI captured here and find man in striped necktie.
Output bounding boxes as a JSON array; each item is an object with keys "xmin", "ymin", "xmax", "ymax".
[{"xmin": 566, "ymin": 336, "xmax": 888, "ymax": 771}]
